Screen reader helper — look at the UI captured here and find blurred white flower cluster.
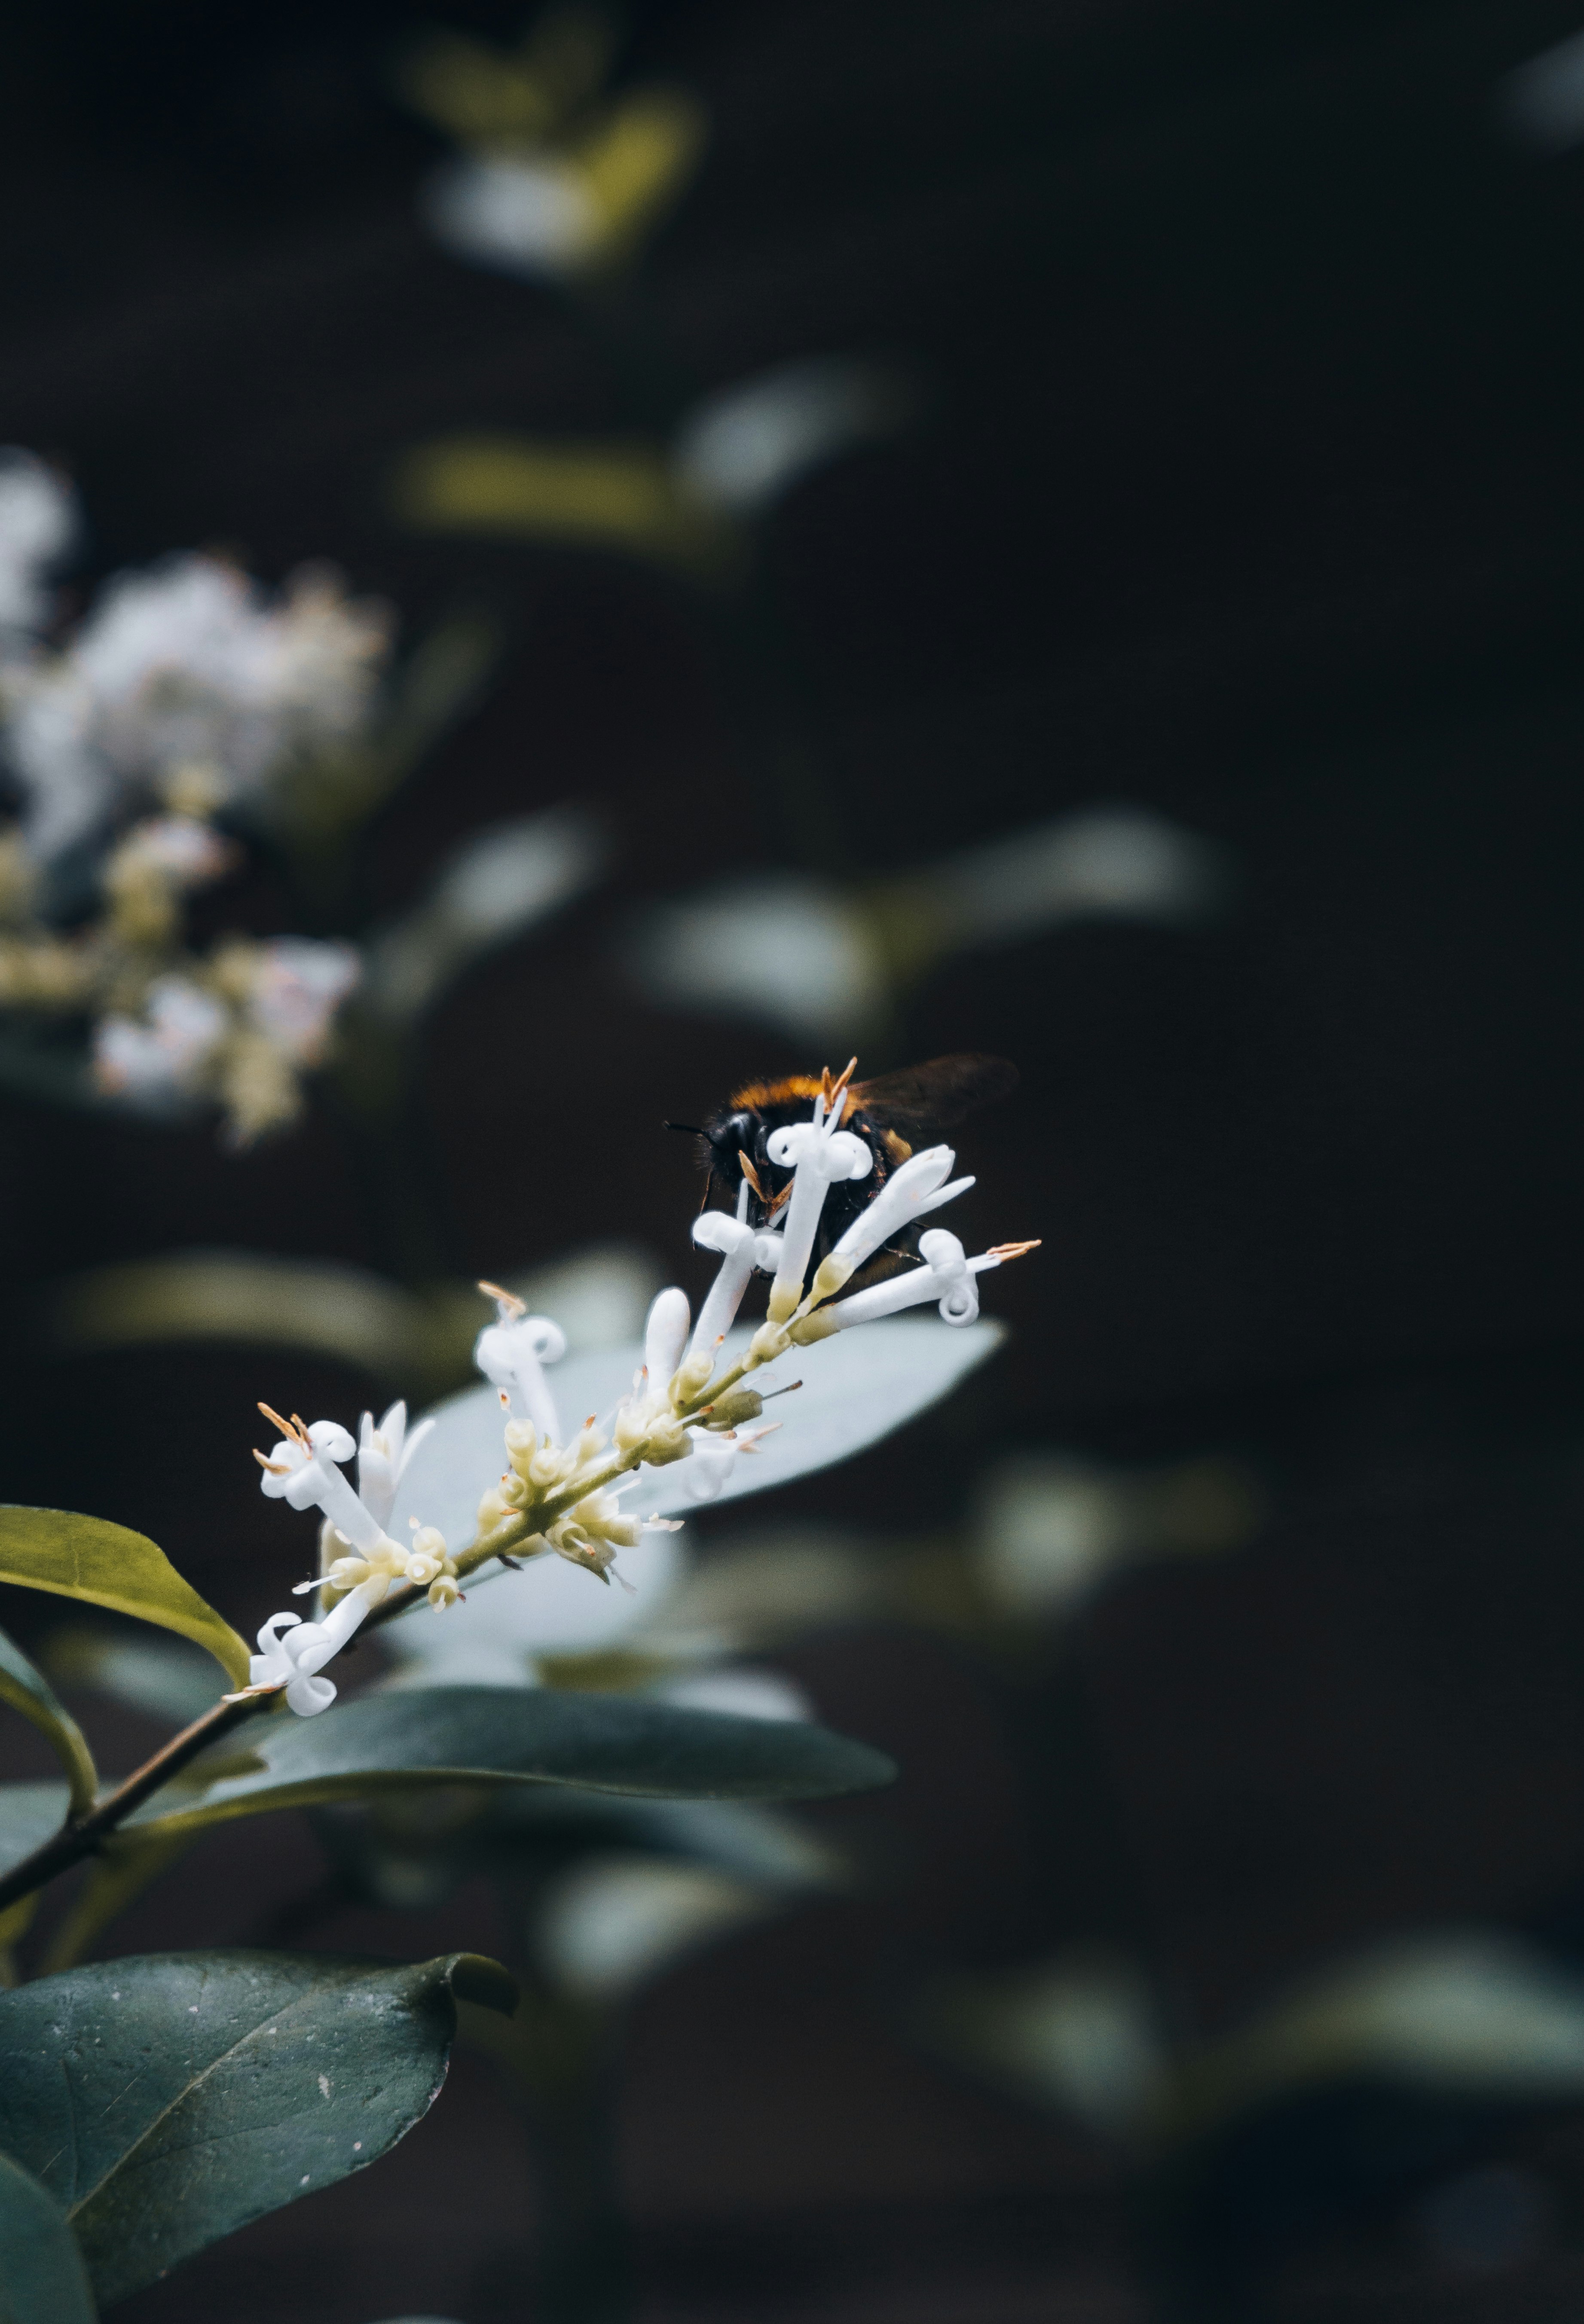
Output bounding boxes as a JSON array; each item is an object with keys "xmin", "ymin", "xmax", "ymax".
[{"xmin": 0, "ymin": 449, "xmax": 391, "ymax": 1142}]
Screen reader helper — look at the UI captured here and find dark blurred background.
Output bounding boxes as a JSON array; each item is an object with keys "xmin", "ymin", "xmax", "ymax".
[{"xmin": 10, "ymin": 0, "xmax": 1584, "ymax": 2317}]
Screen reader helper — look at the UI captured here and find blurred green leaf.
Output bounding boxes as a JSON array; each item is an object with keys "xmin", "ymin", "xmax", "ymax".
[
  {"xmin": 0, "ymin": 1511, "xmax": 248, "ymax": 1690},
  {"xmin": 0, "ymin": 1624, "xmax": 96, "ymax": 1816},
  {"xmin": 40, "ymin": 1245, "xmax": 655, "ymax": 1396},
  {"xmin": 1168, "ymin": 1933, "xmax": 1584, "ymax": 2145},
  {"xmin": 393, "ymin": 435, "xmax": 734, "ymax": 570},
  {"xmin": 41, "ymin": 1254, "xmax": 463, "ymax": 1391},
  {"xmin": 0, "ymin": 1949, "xmax": 515, "ymax": 2305},
  {"xmin": 38, "ymin": 1837, "xmax": 196, "ymax": 1979},
  {"xmin": 124, "ymin": 1686, "xmax": 892, "ymax": 1845},
  {"xmin": 535, "ymin": 1851, "xmax": 776, "ymax": 1999},
  {"xmin": 923, "ymin": 1951, "xmax": 1166, "ymax": 2143},
  {"xmin": 359, "ymin": 808, "xmax": 605, "ymax": 1024},
  {"xmin": 44, "ymin": 1628, "xmax": 220, "ymax": 1729},
  {"xmin": 0, "ymin": 2150, "xmax": 95, "ymax": 2324},
  {"xmin": 0, "ymin": 1787, "xmax": 69, "ymax": 1883}
]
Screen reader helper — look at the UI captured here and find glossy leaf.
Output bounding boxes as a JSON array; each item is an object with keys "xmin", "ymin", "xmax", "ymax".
[
  {"xmin": 395, "ymin": 1315, "xmax": 1005, "ymax": 1557},
  {"xmin": 0, "ymin": 1509, "xmax": 248, "ymax": 1690},
  {"xmin": 0, "ymin": 1623, "xmax": 96, "ymax": 1815},
  {"xmin": 0, "ymin": 2150, "xmax": 95, "ymax": 2324},
  {"xmin": 123, "ymin": 1686, "xmax": 893, "ymax": 1845},
  {"xmin": 0, "ymin": 1949, "xmax": 515, "ymax": 2305}
]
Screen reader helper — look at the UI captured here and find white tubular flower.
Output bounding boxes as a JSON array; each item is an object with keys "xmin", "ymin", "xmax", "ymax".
[
  {"xmin": 804, "ymin": 1230, "xmax": 1042, "ymax": 1334},
  {"xmin": 475, "ymin": 1284, "xmax": 566, "ymax": 1444},
  {"xmin": 356, "ymin": 1400, "xmax": 434, "ymax": 1531},
  {"xmin": 248, "ymin": 1591, "xmax": 369, "ymax": 1717},
  {"xmin": 813, "ymin": 1144, "xmax": 973, "ymax": 1298},
  {"xmin": 764, "ymin": 1077, "xmax": 872, "ymax": 1322},
  {"xmin": 643, "ymin": 1285, "xmax": 691, "ymax": 1388},
  {"xmin": 680, "ymin": 1420, "xmax": 779, "ymax": 1503},
  {"xmin": 688, "ymin": 1181, "xmax": 783, "ymax": 1362},
  {"xmin": 253, "ymin": 1406, "xmax": 387, "ymax": 1553}
]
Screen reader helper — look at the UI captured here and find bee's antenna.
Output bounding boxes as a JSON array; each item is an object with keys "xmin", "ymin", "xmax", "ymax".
[{"xmin": 663, "ymin": 1121, "xmax": 704, "ymax": 1135}]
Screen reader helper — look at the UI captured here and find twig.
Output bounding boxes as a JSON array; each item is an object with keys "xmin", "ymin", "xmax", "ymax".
[{"xmin": 0, "ymin": 1686, "xmax": 282, "ymax": 1918}]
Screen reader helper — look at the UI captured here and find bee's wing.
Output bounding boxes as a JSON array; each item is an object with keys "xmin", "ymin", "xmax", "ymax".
[{"xmin": 848, "ymin": 1053, "xmax": 1018, "ymax": 1131}]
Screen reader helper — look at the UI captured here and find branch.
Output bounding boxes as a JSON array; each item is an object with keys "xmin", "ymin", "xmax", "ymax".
[{"xmin": 0, "ymin": 1686, "xmax": 282, "ymax": 1919}]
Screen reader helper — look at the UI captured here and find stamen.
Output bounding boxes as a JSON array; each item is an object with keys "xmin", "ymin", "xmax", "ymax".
[
  {"xmin": 988, "ymin": 1239, "xmax": 1043, "ymax": 1261},
  {"xmin": 738, "ymin": 1151, "xmax": 767, "ymax": 1199},
  {"xmin": 828, "ymin": 1055, "xmax": 859, "ymax": 1115},
  {"xmin": 257, "ymin": 1401, "xmax": 308, "ymax": 1448},
  {"xmin": 760, "ymin": 1379, "xmax": 803, "ymax": 1399},
  {"xmin": 478, "ymin": 1279, "xmax": 526, "ymax": 1318},
  {"xmin": 252, "ymin": 1449, "xmax": 290, "ymax": 1474}
]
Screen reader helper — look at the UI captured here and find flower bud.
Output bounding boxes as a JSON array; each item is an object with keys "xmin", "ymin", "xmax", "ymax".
[
  {"xmin": 528, "ymin": 1442, "xmax": 566, "ymax": 1490},
  {"xmin": 671, "ymin": 1347, "xmax": 716, "ymax": 1408},
  {"xmin": 700, "ymin": 1388, "xmax": 764, "ymax": 1430},
  {"xmin": 475, "ymin": 1484, "xmax": 512, "ymax": 1533},
  {"xmin": 639, "ymin": 1414, "xmax": 691, "ymax": 1465}
]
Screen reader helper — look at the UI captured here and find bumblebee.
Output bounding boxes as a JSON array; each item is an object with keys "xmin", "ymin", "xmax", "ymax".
[{"xmin": 670, "ymin": 1052, "xmax": 1017, "ymax": 1267}]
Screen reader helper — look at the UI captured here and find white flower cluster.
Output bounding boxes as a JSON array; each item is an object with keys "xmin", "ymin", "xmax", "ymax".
[
  {"xmin": 0, "ymin": 451, "xmax": 75, "ymax": 647},
  {"xmin": 3, "ymin": 549, "xmax": 389, "ymax": 863},
  {"xmin": 0, "ymin": 449, "xmax": 388, "ymax": 1143},
  {"xmin": 248, "ymin": 1401, "xmax": 453, "ymax": 1716},
  {"xmin": 92, "ymin": 934, "xmax": 360, "ymax": 1141},
  {"xmin": 248, "ymin": 1064, "xmax": 1036, "ymax": 1717}
]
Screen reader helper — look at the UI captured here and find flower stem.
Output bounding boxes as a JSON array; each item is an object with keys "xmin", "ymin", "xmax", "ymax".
[{"xmin": 0, "ymin": 1686, "xmax": 281, "ymax": 1919}]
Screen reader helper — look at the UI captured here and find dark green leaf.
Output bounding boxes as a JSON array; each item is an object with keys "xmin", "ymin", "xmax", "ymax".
[
  {"xmin": 0, "ymin": 2149, "xmax": 95, "ymax": 2324},
  {"xmin": 0, "ymin": 1626, "xmax": 97, "ymax": 1816},
  {"xmin": 125, "ymin": 1686, "xmax": 894, "ymax": 1842},
  {"xmin": 0, "ymin": 1949, "xmax": 515, "ymax": 2305},
  {"xmin": 0, "ymin": 1510, "xmax": 248, "ymax": 1689}
]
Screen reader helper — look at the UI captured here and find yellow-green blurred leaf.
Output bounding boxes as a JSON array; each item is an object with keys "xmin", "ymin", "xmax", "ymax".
[
  {"xmin": 395, "ymin": 8, "xmax": 616, "ymax": 144},
  {"xmin": 0, "ymin": 1511, "xmax": 247, "ymax": 1691},
  {"xmin": 0, "ymin": 1623, "xmax": 96, "ymax": 1816},
  {"xmin": 41, "ymin": 1251, "xmax": 475, "ymax": 1394},
  {"xmin": 569, "ymin": 87, "xmax": 706, "ymax": 262},
  {"xmin": 392, "ymin": 435, "xmax": 735, "ymax": 573}
]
